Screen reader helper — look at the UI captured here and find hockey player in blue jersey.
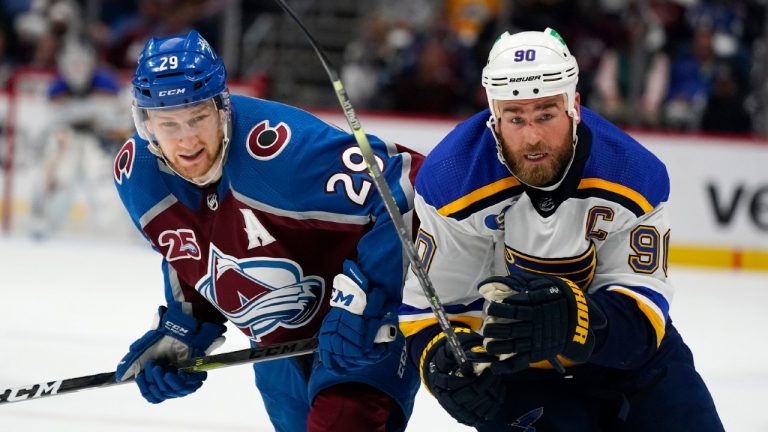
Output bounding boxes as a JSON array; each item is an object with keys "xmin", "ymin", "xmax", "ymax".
[
  {"xmin": 111, "ymin": 30, "xmax": 420, "ymax": 431},
  {"xmin": 400, "ymin": 28, "xmax": 724, "ymax": 431}
]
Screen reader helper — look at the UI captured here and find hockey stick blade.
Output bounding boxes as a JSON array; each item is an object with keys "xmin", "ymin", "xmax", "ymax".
[{"xmin": 0, "ymin": 337, "xmax": 318, "ymax": 405}]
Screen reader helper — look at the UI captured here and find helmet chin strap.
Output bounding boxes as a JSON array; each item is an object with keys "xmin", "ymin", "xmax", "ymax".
[{"xmin": 487, "ymin": 99, "xmax": 578, "ymax": 192}]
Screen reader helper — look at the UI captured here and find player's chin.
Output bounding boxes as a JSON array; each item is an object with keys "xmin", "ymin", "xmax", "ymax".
[
  {"xmin": 174, "ymin": 161, "xmax": 211, "ymax": 179},
  {"xmin": 517, "ymin": 165, "xmax": 557, "ymax": 187}
]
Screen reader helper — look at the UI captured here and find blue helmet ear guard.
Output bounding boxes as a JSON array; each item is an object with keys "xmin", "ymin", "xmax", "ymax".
[{"xmin": 132, "ymin": 30, "xmax": 227, "ymax": 109}]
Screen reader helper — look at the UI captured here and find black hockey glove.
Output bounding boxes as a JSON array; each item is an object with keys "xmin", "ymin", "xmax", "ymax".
[
  {"xmin": 479, "ymin": 273, "xmax": 606, "ymax": 375},
  {"xmin": 421, "ymin": 328, "xmax": 505, "ymax": 427}
]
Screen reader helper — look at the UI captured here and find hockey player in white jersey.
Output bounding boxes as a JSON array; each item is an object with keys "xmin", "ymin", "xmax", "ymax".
[{"xmin": 400, "ymin": 28, "xmax": 724, "ymax": 431}]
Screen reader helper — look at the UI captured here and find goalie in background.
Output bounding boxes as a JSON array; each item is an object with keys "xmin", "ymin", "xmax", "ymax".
[
  {"xmin": 112, "ymin": 30, "xmax": 420, "ymax": 432},
  {"xmin": 399, "ymin": 27, "xmax": 724, "ymax": 431},
  {"xmin": 29, "ymin": 37, "xmax": 131, "ymax": 238}
]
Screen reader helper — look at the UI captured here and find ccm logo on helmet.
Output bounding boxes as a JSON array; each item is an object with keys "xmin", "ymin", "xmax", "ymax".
[{"xmin": 158, "ymin": 88, "xmax": 186, "ymax": 96}]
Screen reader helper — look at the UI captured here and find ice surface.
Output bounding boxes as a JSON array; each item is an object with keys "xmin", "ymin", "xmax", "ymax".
[{"xmin": 0, "ymin": 237, "xmax": 765, "ymax": 431}]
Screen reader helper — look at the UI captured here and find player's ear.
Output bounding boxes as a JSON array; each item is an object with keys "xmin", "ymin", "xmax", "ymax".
[
  {"xmin": 492, "ymin": 100, "xmax": 502, "ymax": 134},
  {"xmin": 573, "ymin": 92, "xmax": 581, "ymax": 124}
]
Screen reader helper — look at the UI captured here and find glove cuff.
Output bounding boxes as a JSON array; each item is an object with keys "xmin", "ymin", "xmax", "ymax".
[
  {"xmin": 158, "ymin": 307, "xmax": 200, "ymax": 342},
  {"xmin": 158, "ymin": 307, "xmax": 226, "ymax": 354}
]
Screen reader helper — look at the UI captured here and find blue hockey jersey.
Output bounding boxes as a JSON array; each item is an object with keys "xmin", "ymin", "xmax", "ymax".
[{"xmin": 113, "ymin": 95, "xmax": 422, "ymax": 346}]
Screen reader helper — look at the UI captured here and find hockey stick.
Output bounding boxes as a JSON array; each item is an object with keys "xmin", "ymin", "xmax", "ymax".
[
  {"xmin": 0, "ymin": 337, "xmax": 317, "ymax": 405},
  {"xmin": 272, "ymin": 0, "xmax": 472, "ymax": 373}
]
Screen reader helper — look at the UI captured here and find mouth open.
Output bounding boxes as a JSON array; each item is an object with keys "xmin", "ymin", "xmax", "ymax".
[
  {"xmin": 525, "ymin": 152, "xmax": 547, "ymax": 161},
  {"xmin": 179, "ymin": 149, "xmax": 204, "ymax": 162}
]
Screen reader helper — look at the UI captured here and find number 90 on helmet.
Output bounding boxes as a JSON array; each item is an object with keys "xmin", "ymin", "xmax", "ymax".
[{"xmin": 482, "ymin": 28, "xmax": 579, "ymax": 121}]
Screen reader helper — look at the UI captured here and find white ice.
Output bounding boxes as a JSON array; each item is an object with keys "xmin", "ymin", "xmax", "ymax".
[{"xmin": 0, "ymin": 237, "xmax": 766, "ymax": 431}]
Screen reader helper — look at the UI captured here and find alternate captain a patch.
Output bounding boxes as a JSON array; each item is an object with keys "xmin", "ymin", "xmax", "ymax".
[
  {"xmin": 195, "ymin": 244, "xmax": 324, "ymax": 342},
  {"xmin": 114, "ymin": 139, "xmax": 135, "ymax": 184},
  {"xmin": 246, "ymin": 120, "xmax": 291, "ymax": 160}
]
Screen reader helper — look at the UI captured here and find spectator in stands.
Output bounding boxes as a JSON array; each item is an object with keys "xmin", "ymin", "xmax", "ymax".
[
  {"xmin": 444, "ymin": 0, "xmax": 501, "ymax": 47},
  {"xmin": 341, "ymin": 15, "xmax": 398, "ymax": 110},
  {"xmin": 592, "ymin": 6, "xmax": 670, "ymax": 127},
  {"xmin": 663, "ymin": 22, "xmax": 745, "ymax": 130},
  {"xmin": 391, "ymin": 13, "xmax": 479, "ymax": 114},
  {"xmin": 686, "ymin": 0, "xmax": 753, "ymax": 133},
  {"xmin": 104, "ymin": 0, "xmax": 222, "ymax": 70}
]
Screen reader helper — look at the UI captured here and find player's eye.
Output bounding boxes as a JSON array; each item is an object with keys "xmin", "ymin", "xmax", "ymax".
[
  {"xmin": 189, "ymin": 114, "xmax": 208, "ymax": 127},
  {"xmin": 509, "ymin": 116, "xmax": 525, "ymax": 125},
  {"xmin": 538, "ymin": 113, "xmax": 554, "ymax": 121},
  {"xmin": 160, "ymin": 121, "xmax": 179, "ymax": 129}
]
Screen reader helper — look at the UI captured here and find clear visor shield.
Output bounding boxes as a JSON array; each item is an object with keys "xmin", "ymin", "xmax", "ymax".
[{"xmin": 132, "ymin": 98, "xmax": 224, "ymax": 143}]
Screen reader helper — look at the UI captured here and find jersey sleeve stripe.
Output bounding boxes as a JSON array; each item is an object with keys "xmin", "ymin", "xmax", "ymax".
[
  {"xmin": 577, "ymin": 178, "xmax": 653, "ymax": 214},
  {"xmin": 232, "ymin": 189, "xmax": 372, "ymax": 224},
  {"xmin": 399, "ymin": 299, "xmax": 485, "ymax": 337},
  {"xmin": 606, "ymin": 285, "xmax": 668, "ymax": 347},
  {"xmin": 139, "ymin": 195, "xmax": 178, "ymax": 228},
  {"xmin": 437, "ymin": 176, "xmax": 520, "ymax": 217},
  {"xmin": 400, "ymin": 315, "xmax": 483, "ymax": 337}
]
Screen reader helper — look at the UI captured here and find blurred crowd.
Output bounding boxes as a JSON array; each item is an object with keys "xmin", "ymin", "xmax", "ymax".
[
  {"xmin": 1, "ymin": 0, "xmax": 767, "ymax": 134},
  {"xmin": 0, "ymin": 0, "xmax": 226, "ymax": 78},
  {"xmin": 342, "ymin": 0, "xmax": 767, "ymax": 134}
]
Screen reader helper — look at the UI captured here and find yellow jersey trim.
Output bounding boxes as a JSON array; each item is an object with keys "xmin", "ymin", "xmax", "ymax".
[
  {"xmin": 578, "ymin": 178, "xmax": 653, "ymax": 214},
  {"xmin": 400, "ymin": 316, "xmax": 483, "ymax": 338},
  {"xmin": 437, "ymin": 177, "xmax": 520, "ymax": 217},
  {"xmin": 609, "ymin": 287, "xmax": 666, "ymax": 347}
]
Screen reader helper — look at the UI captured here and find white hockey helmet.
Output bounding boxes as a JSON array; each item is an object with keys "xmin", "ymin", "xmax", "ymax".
[{"xmin": 482, "ymin": 28, "xmax": 579, "ymax": 121}]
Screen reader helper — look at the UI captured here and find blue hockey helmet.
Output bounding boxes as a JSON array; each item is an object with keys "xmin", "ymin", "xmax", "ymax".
[{"xmin": 132, "ymin": 30, "xmax": 226, "ymax": 109}]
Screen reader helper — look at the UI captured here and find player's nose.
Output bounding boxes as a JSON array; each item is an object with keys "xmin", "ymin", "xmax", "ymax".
[
  {"xmin": 176, "ymin": 125, "xmax": 200, "ymax": 145},
  {"xmin": 520, "ymin": 123, "xmax": 543, "ymax": 146}
]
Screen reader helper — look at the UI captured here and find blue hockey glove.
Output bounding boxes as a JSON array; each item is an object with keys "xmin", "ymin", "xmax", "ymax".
[
  {"xmin": 479, "ymin": 273, "xmax": 606, "ymax": 375},
  {"xmin": 421, "ymin": 328, "xmax": 505, "ymax": 427},
  {"xmin": 318, "ymin": 260, "xmax": 399, "ymax": 373},
  {"xmin": 135, "ymin": 360, "xmax": 208, "ymax": 404},
  {"xmin": 116, "ymin": 306, "xmax": 227, "ymax": 404}
]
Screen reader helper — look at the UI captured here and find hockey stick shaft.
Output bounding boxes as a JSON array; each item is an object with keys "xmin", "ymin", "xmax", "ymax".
[
  {"xmin": 272, "ymin": 0, "xmax": 471, "ymax": 372},
  {"xmin": 0, "ymin": 337, "xmax": 318, "ymax": 405}
]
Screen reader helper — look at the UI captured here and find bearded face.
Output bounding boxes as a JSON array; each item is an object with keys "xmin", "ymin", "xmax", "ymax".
[{"xmin": 494, "ymin": 94, "xmax": 580, "ymax": 187}]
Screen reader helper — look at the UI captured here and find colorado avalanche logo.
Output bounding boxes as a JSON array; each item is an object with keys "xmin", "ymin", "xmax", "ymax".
[
  {"xmin": 246, "ymin": 120, "xmax": 291, "ymax": 160},
  {"xmin": 114, "ymin": 139, "xmax": 135, "ymax": 184},
  {"xmin": 195, "ymin": 245, "xmax": 323, "ymax": 341}
]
